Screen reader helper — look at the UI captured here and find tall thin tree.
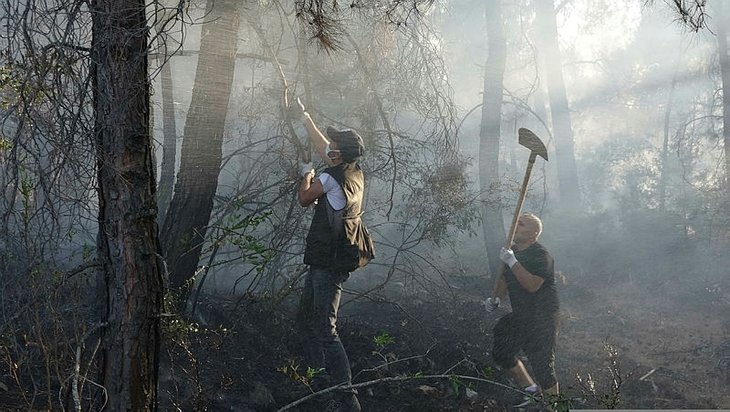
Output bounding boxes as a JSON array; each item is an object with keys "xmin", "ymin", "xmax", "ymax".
[
  {"xmin": 160, "ymin": 0, "xmax": 241, "ymax": 304},
  {"xmin": 480, "ymin": 0, "xmax": 507, "ymax": 279},
  {"xmin": 154, "ymin": 15, "xmax": 179, "ymax": 224},
  {"xmin": 659, "ymin": 64, "xmax": 679, "ymax": 210},
  {"xmin": 534, "ymin": 0, "xmax": 581, "ymax": 208}
]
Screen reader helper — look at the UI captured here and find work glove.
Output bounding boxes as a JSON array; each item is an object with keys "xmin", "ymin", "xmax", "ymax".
[
  {"xmin": 500, "ymin": 247, "xmax": 518, "ymax": 268},
  {"xmin": 300, "ymin": 162, "xmax": 314, "ymax": 178},
  {"xmin": 484, "ymin": 297, "xmax": 501, "ymax": 313}
]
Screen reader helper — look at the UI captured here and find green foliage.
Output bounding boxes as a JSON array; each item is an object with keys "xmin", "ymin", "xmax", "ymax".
[
  {"xmin": 0, "ymin": 61, "xmax": 46, "ymax": 111},
  {"xmin": 546, "ymin": 393, "xmax": 572, "ymax": 412},
  {"xmin": 403, "ymin": 159, "xmax": 479, "ymax": 246},
  {"xmin": 0, "ymin": 63, "xmax": 22, "ymax": 108},
  {"xmin": 371, "ymin": 331, "xmax": 396, "ymax": 364},
  {"xmin": 480, "ymin": 366, "xmax": 494, "ymax": 379},
  {"xmin": 372, "ymin": 331, "xmax": 395, "ymax": 347},
  {"xmin": 214, "ymin": 209, "xmax": 274, "ymax": 270},
  {"xmin": 162, "ymin": 289, "xmax": 200, "ymax": 341},
  {"xmin": 277, "ymin": 359, "xmax": 324, "ymax": 391},
  {"xmin": 165, "ymin": 317, "xmax": 200, "ymax": 335},
  {"xmin": 448, "ymin": 374, "xmax": 461, "ymax": 395},
  {"xmin": 581, "ymin": 138, "xmax": 661, "ymax": 212},
  {"xmin": 447, "ymin": 374, "xmax": 473, "ymax": 396}
]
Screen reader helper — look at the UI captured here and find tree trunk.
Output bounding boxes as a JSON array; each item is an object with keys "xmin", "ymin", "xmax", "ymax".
[
  {"xmin": 659, "ymin": 71, "xmax": 677, "ymax": 210},
  {"xmin": 156, "ymin": 35, "xmax": 178, "ymax": 224},
  {"xmin": 718, "ymin": 2, "xmax": 730, "ymax": 189},
  {"xmin": 479, "ymin": 0, "xmax": 507, "ymax": 280},
  {"xmin": 534, "ymin": 0, "xmax": 581, "ymax": 208},
  {"xmin": 91, "ymin": 1, "xmax": 163, "ymax": 409},
  {"xmin": 160, "ymin": 0, "xmax": 241, "ymax": 303}
]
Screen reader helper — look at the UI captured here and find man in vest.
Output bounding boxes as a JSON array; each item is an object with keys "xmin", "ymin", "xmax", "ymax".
[{"xmin": 296, "ymin": 100, "xmax": 365, "ymax": 412}]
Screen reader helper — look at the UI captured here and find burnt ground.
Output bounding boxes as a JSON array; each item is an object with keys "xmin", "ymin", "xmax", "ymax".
[{"xmin": 159, "ymin": 269, "xmax": 730, "ymax": 411}]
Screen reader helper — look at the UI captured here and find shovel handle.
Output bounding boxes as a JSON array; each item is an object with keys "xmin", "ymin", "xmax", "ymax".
[
  {"xmin": 491, "ymin": 152, "xmax": 538, "ymax": 297},
  {"xmin": 505, "ymin": 152, "xmax": 538, "ymax": 247}
]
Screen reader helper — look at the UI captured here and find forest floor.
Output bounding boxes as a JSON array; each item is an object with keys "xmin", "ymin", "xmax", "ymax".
[{"xmin": 160, "ymin": 268, "xmax": 730, "ymax": 411}]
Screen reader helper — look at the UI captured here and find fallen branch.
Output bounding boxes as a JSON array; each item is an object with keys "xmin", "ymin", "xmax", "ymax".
[{"xmin": 276, "ymin": 373, "xmax": 515, "ymax": 411}]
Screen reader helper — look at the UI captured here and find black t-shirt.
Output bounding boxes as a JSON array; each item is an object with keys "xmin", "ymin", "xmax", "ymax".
[{"xmin": 503, "ymin": 242, "xmax": 559, "ymax": 321}]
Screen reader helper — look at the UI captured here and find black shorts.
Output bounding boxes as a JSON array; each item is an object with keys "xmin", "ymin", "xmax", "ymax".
[{"xmin": 492, "ymin": 312, "xmax": 558, "ymax": 389}]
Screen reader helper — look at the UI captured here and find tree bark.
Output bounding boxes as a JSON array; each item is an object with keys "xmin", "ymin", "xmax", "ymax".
[
  {"xmin": 160, "ymin": 0, "xmax": 241, "ymax": 303},
  {"xmin": 534, "ymin": 0, "xmax": 581, "ymax": 208},
  {"xmin": 479, "ymin": 0, "xmax": 507, "ymax": 280},
  {"xmin": 91, "ymin": 0, "xmax": 163, "ymax": 409}
]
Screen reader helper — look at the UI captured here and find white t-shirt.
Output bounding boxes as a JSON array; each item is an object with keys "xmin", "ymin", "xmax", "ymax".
[{"xmin": 318, "ymin": 172, "xmax": 346, "ymax": 211}]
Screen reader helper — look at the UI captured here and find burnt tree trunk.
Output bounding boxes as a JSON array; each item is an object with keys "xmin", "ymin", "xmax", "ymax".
[
  {"xmin": 534, "ymin": 0, "xmax": 581, "ymax": 208},
  {"xmin": 479, "ymin": 0, "xmax": 507, "ymax": 280},
  {"xmin": 91, "ymin": 0, "xmax": 163, "ymax": 409},
  {"xmin": 160, "ymin": 0, "xmax": 241, "ymax": 304}
]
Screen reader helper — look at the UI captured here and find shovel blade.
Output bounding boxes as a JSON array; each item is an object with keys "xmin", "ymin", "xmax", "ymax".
[{"xmin": 518, "ymin": 128, "xmax": 548, "ymax": 161}]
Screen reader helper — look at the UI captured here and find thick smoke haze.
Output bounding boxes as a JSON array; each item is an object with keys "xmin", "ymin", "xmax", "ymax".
[{"xmin": 147, "ymin": 0, "xmax": 727, "ymax": 345}]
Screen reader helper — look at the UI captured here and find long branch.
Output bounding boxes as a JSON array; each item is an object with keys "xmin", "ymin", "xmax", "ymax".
[{"xmin": 276, "ymin": 373, "xmax": 517, "ymax": 411}]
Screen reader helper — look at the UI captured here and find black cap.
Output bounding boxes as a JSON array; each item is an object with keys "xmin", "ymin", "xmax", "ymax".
[{"xmin": 326, "ymin": 126, "xmax": 365, "ymax": 162}]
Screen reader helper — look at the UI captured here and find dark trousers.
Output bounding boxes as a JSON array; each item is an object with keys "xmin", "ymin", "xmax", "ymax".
[
  {"xmin": 297, "ymin": 266, "xmax": 354, "ymax": 394},
  {"xmin": 492, "ymin": 312, "xmax": 558, "ymax": 389}
]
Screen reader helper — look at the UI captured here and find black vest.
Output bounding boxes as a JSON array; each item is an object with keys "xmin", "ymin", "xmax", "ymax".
[{"xmin": 304, "ymin": 163, "xmax": 364, "ymax": 267}]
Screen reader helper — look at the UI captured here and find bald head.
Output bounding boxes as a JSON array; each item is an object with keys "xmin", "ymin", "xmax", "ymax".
[{"xmin": 520, "ymin": 213, "xmax": 543, "ymax": 239}]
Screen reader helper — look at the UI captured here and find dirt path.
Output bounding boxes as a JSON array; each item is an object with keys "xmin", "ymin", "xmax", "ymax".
[{"xmin": 557, "ymin": 274, "xmax": 730, "ymax": 409}]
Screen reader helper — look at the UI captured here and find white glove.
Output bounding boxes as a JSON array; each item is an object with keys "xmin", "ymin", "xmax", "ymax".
[
  {"xmin": 300, "ymin": 162, "xmax": 314, "ymax": 177},
  {"xmin": 485, "ymin": 297, "xmax": 501, "ymax": 313},
  {"xmin": 500, "ymin": 247, "xmax": 518, "ymax": 268}
]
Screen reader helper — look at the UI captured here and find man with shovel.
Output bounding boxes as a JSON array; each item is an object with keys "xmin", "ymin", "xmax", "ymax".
[
  {"xmin": 295, "ymin": 99, "xmax": 364, "ymax": 412},
  {"xmin": 487, "ymin": 213, "xmax": 560, "ymax": 407},
  {"xmin": 483, "ymin": 128, "xmax": 558, "ymax": 407}
]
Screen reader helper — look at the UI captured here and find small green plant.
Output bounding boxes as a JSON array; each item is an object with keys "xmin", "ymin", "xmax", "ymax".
[
  {"xmin": 448, "ymin": 374, "xmax": 461, "ymax": 395},
  {"xmin": 371, "ymin": 331, "xmax": 397, "ymax": 365},
  {"xmin": 208, "ymin": 210, "xmax": 274, "ymax": 278},
  {"xmin": 277, "ymin": 359, "xmax": 324, "ymax": 391},
  {"xmin": 372, "ymin": 331, "xmax": 395, "ymax": 347},
  {"xmin": 447, "ymin": 374, "xmax": 473, "ymax": 396},
  {"xmin": 0, "ymin": 64, "xmax": 22, "ymax": 108},
  {"xmin": 0, "ymin": 136, "xmax": 11, "ymax": 151},
  {"xmin": 305, "ymin": 366, "xmax": 325, "ymax": 382},
  {"xmin": 161, "ymin": 289, "xmax": 200, "ymax": 341},
  {"xmin": 545, "ymin": 392, "xmax": 572, "ymax": 412}
]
